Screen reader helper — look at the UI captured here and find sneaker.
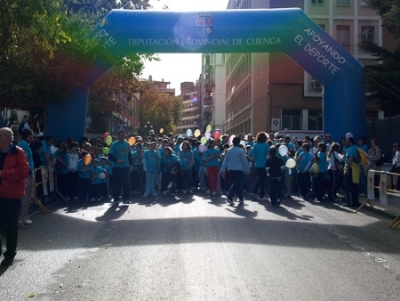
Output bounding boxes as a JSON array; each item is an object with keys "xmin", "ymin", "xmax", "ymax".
[
  {"xmin": 167, "ymin": 182, "xmax": 173, "ymax": 189},
  {"xmin": 123, "ymin": 200, "xmax": 131, "ymax": 204},
  {"xmin": 23, "ymin": 219, "xmax": 33, "ymax": 225},
  {"xmin": 259, "ymin": 197, "xmax": 268, "ymax": 201},
  {"xmin": 73, "ymin": 197, "xmax": 79, "ymax": 201},
  {"xmin": 163, "ymin": 190, "xmax": 168, "ymax": 195},
  {"xmin": 66, "ymin": 197, "xmax": 71, "ymax": 201},
  {"xmin": 171, "ymin": 193, "xmax": 175, "ymax": 197},
  {"xmin": 188, "ymin": 189, "xmax": 193, "ymax": 194},
  {"xmin": 206, "ymin": 190, "xmax": 211, "ymax": 195},
  {"xmin": 151, "ymin": 193, "xmax": 159, "ymax": 197},
  {"xmin": 227, "ymin": 199, "xmax": 234, "ymax": 206},
  {"xmin": 90, "ymin": 198, "xmax": 95, "ymax": 202},
  {"xmin": 251, "ymin": 193, "xmax": 257, "ymax": 198},
  {"xmin": 143, "ymin": 194, "xmax": 149, "ymax": 197},
  {"xmin": 239, "ymin": 200, "xmax": 244, "ymax": 205},
  {"xmin": 182, "ymin": 190, "xmax": 187, "ymax": 194},
  {"xmin": 97, "ymin": 198, "xmax": 101, "ymax": 202},
  {"xmin": 1, "ymin": 257, "xmax": 14, "ymax": 266},
  {"xmin": 211, "ymin": 191, "xmax": 217, "ymax": 196}
]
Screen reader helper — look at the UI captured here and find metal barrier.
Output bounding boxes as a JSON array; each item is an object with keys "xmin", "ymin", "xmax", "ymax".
[
  {"xmin": 32, "ymin": 166, "xmax": 68, "ymax": 214},
  {"xmin": 356, "ymin": 170, "xmax": 400, "ymax": 229}
]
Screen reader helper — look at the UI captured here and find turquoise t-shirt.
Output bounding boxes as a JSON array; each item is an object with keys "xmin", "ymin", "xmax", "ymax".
[{"xmin": 109, "ymin": 140, "xmax": 131, "ymax": 168}]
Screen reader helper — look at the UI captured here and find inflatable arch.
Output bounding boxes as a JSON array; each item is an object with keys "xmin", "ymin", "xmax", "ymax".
[{"xmin": 49, "ymin": 8, "xmax": 365, "ymax": 143}]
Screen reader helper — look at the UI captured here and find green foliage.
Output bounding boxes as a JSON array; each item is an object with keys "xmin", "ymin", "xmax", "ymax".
[
  {"xmin": 360, "ymin": 0, "xmax": 400, "ymax": 116},
  {"xmin": 0, "ymin": 0, "xmax": 154, "ymax": 109}
]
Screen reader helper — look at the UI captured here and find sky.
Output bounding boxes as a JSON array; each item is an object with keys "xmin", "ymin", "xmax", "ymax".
[{"xmin": 142, "ymin": 0, "xmax": 229, "ymax": 95}]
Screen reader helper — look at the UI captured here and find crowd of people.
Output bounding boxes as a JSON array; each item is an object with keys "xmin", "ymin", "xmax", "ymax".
[{"xmin": 1, "ymin": 124, "xmax": 400, "ymax": 266}]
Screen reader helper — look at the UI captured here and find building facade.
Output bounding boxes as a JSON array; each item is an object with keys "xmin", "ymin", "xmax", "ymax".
[
  {"xmin": 177, "ymin": 82, "xmax": 199, "ymax": 134},
  {"xmin": 215, "ymin": 0, "xmax": 383, "ymax": 136}
]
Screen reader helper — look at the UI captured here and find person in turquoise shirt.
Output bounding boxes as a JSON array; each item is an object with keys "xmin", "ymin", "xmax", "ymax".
[
  {"xmin": 108, "ymin": 130, "xmax": 132, "ymax": 204},
  {"xmin": 344, "ymin": 134, "xmax": 360, "ymax": 207},
  {"xmin": 204, "ymin": 139, "xmax": 221, "ymax": 196},
  {"xmin": 142, "ymin": 141, "xmax": 160, "ymax": 197},
  {"xmin": 17, "ymin": 129, "xmax": 34, "ymax": 224},
  {"xmin": 179, "ymin": 141, "xmax": 194, "ymax": 194},
  {"xmin": 250, "ymin": 132, "xmax": 270, "ymax": 201},
  {"xmin": 54, "ymin": 142, "xmax": 70, "ymax": 200},
  {"xmin": 296, "ymin": 143, "xmax": 313, "ymax": 198}
]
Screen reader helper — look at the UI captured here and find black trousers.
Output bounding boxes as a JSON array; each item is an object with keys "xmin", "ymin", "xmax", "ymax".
[
  {"xmin": 112, "ymin": 167, "xmax": 130, "ymax": 201},
  {"xmin": 0, "ymin": 198, "xmax": 21, "ymax": 259},
  {"xmin": 227, "ymin": 170, "xmax": 244, "ymax": 202}
]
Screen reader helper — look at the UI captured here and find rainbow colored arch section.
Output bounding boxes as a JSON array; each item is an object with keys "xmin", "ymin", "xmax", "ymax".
[{"xmin": 49, "ymin": 8, "xmax": 365, "ymax": 142}]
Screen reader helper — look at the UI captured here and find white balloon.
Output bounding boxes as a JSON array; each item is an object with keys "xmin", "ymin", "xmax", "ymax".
[
  {"xmin": 285, "ymin": 158, "xmax": 296, "ymax": 169},
  {"xmin": 278, "ymin": 145, "xmax": 288, "ymax": 156}
]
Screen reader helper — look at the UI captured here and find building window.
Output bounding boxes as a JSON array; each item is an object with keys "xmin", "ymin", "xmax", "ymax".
[
  {"xmin": 361, "ymin": 1, "xmax": 370, "ymax": 6},
  {"xmin": 311, "ymin": 0, "xmax": 324, "ymax": 4},
  {"xmin": 361, "ymin": 26, "xmax": 375, "ymax": 42},
  {"xmin": 336, "ymin": 25, "xmax": 350, "ymax": 45},
  {"xmin": 282, "ymin": 110, "xmax": 302, "ymax": 130},
  {"xmin": 308, "ymin": 110, "xmax": 323, "ymax": 130},
  {"xmin": 336, "ymin": 0, "xmax": 350, "ymax": 6}
]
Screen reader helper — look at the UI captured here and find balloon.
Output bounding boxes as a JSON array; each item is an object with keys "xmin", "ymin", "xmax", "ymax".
[
  {"xmin": 205, "ymin": 131, "xmax": 211, "ymax": 140},
  {"xmin": 105, "ymin": 135, "xmax": 112, "ymax": 146},
  {"xmin": 99, "ymin": 172, "xmax": 106, "ymax": 179},
  {"xmin": 103, "ymin": 132, "xmax": 109, "ymax": 140},
  {"xmin": 84, "ymin": 154, "xmax": 92, "ymax": 165},
  {"xmin": 200, "ymin": 137, "xmax": 207, "ymax": 145},
  {"xmin": 160, "ymin": 128, "xmax": 164, "ymax": 134},
  {"xmin": 278, "ymin": 145, "xmax": 288, "ymax": 156},
  {"xmin": 194, "ymin": 129, "xmax": 201, "ymax": 137},
  {"xmin": 206, "ymin": 124, "xmax": 212, "ymax": 132},
  {"xmin": 186, "ymin": 129, "xmax": 193, "ymax": 137},
  {"xmin": 229, "ymin": 135, "xmax": 235, "ymax": 145},
  {"xmin": 285, "ymin": 158, "xmax": 296, "ymax": 169},
  {"xmin": 199, "ymin": 144, "xmax": 206, "ymax": 153},
  {"xmin": 103, "ymin": 147, "xmax": 109, "ymax": 155},
  {"xmin": 214, "ymin": 130, "xmax": 221, "ymax": 140},
  {"xmin": 128, "ymin": 137, "xmax": 136, "ymax": 146}
]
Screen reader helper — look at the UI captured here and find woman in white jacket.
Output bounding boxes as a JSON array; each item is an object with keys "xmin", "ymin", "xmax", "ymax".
[{"xmin": 327, "ymin": 143, "xmax": 343, "ymax": 201}]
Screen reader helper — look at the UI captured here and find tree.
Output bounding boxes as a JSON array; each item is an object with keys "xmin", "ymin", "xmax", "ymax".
[
  {"xmin": 139, "ymin": 88, "xmax": 182, "ymax": 136},
  {"xmin": 360, "ymin": 0, "xmax": 400, "ymax": 116},
  {"xmin": 0, "ymin": 0, "xmax": 154, "ymax": 108}
]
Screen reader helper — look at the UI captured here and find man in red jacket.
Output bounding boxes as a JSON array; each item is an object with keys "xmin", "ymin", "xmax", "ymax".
[{"xmin": 0, "ymin": 127, "xmax": 29, "ymax": 266}]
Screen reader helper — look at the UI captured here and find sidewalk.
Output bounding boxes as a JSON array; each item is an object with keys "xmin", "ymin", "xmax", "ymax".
[{"xmin": 357, "ymin": 192, "xmax": 400, "ymax": 221}]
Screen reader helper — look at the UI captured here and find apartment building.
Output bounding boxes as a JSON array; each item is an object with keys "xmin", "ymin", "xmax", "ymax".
[
  {"xmin": 208, "ymin": 0, "xmax": 384, "ymax": 135},
  {"xmin": 177, "ymin": 81, "xmax": 200, "ymax": 134}
]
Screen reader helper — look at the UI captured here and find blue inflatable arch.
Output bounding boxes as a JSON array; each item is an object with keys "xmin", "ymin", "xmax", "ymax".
[{"xmin": 49, "ymin": 8, "xmax": 365, "ymax": 143}]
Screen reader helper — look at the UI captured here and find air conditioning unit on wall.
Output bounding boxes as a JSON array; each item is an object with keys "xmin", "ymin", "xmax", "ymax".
[{"xmin": 311, "ymin": 79, "xmax": 322, "ymax": 90}]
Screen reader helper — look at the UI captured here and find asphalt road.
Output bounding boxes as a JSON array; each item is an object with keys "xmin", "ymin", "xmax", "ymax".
[{"xmin": 1, "ymin": 193, "xmax": 399, "ymax": 301}]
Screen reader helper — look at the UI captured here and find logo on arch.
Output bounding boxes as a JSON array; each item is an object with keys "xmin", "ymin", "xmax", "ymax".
[{"xmin": 195, "ymin": 14, "xmax": 213, "ymax": 38}]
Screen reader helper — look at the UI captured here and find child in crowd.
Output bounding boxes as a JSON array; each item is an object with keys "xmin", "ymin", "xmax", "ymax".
[
  {"xmin": 265, "ymin": 147, "xmax": 284, "ymax": 206},
  {"xmin": 131, "ymin": 143, "xmax": 144, "ymax": 195},
  {"xmin": 161, "ymin": 147, "xmax": 180, "ymax": 196},
  {"xmin": 54, "ymin": 142, "xmax": 70, "ymax": 200},
  {"xmin": 77, "ymin": 153, "xmax": 92, "ymax": 203},
  {"xmin": 296, "ymin": 143, "xmax": 313, "ymax": 198},
  {"xmin": 142, "ymin": 141, "xmax": 160, "ymax": 197},
  {"xmin": 204, "ymin": 139, "xmax": 221, "ymax": 196},
  {"xmin": 179, "ymin": 141, "xmax": 194, "ymax": 194}
]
